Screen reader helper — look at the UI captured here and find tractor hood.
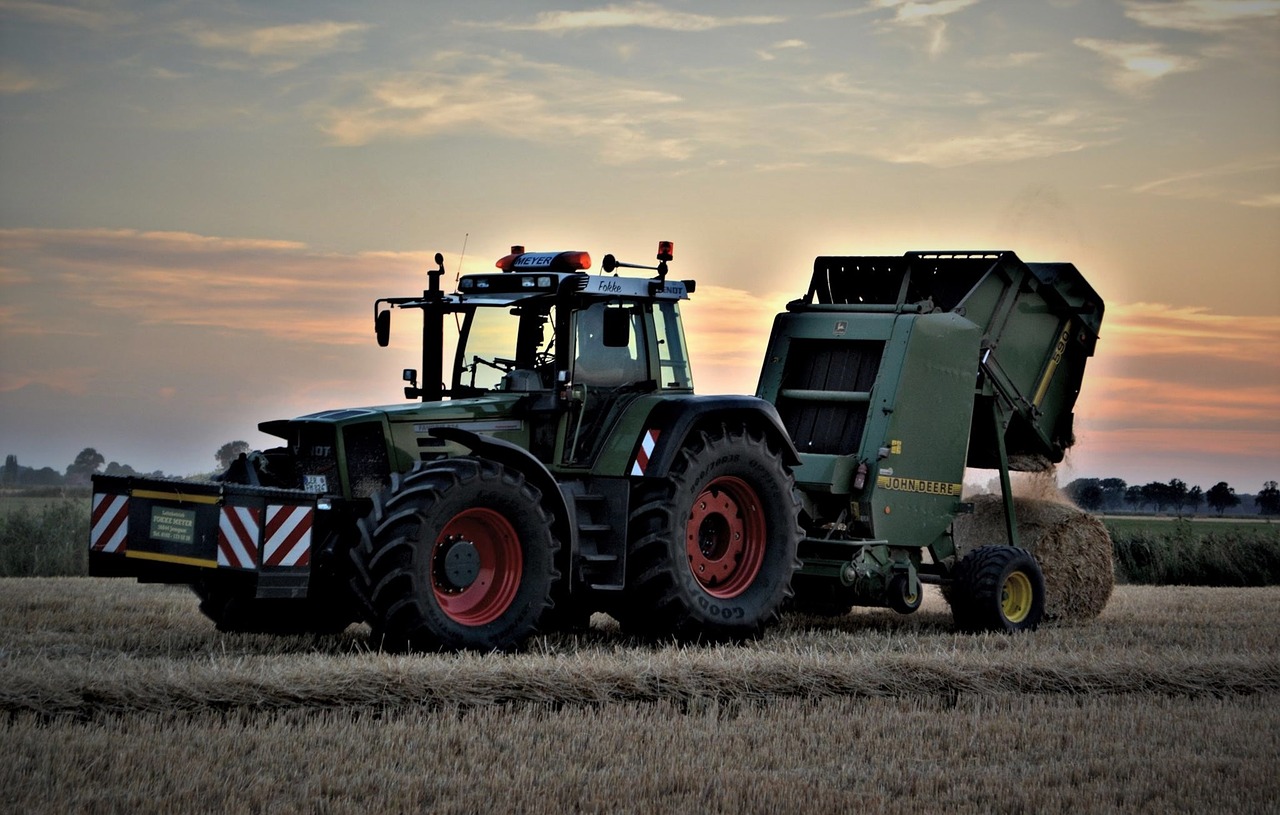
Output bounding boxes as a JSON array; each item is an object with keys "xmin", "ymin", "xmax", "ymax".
[{"xmin": 258, "ymin": 394, "xmax": 528, "ymax": 440}]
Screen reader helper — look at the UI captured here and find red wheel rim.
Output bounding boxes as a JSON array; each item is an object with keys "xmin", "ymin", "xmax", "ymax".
[
  {"xmin": 685, "ymin": 476, "xmax": 766, "ymax": 599},
  {"xmin": 430, "ymin": 508, "xmax": 522, "ymax": 625}
]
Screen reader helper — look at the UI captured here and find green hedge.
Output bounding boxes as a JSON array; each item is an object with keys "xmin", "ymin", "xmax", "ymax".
[
  {"xmin": 1110, "ymin": 521, "xmax": 1280, "ymax": 586},
  {"xmin": 3, "ymin": 500, "xmax": 1278, "ymax": 586},
  {"xmin": 0, "ymin": 500, "xmax": 89, "ymax": 577}
]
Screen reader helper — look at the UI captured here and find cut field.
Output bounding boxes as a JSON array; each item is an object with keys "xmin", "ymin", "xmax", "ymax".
[
  {"xmin": 3, "ymin": 579, "xmax": 1277, "ymax": 813},
  {"xmin": 1103, "ymin": 514, "xmax": 1276, "ymax": 537}
]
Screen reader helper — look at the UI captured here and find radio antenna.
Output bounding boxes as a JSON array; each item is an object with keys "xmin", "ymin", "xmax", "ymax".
[{"xmin": 455, "ymin": 232, "xmax": 469, "ymax": 285}]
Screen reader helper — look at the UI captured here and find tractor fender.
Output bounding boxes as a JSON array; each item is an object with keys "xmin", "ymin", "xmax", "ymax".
[
  {"xmin": 427, "ymin": 426, "xmax": 575, "ymax": 557},
  {"xmin": 633, "ymin": 394, "xmax": 801, "ymax": 480}
]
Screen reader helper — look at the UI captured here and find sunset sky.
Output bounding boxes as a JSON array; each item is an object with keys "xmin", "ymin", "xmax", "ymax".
[{"xmin": 2, "ymin": 0, "xmax": 1277, "ymax": 493}]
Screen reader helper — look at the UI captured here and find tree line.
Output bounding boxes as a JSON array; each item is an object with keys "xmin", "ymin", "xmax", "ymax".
[
  {"xmin": 1064, "ymin": 477, "xmax": 1280, "ymax": 517},
  {"xmin": 4, "ymin": 446, "xmax": 1278, "ymax": 518},
  {"xmin": 1, "ymin": 442, "xmax": 252, "ymax": 489}
]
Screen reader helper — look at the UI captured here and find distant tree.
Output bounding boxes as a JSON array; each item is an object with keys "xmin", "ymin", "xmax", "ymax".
[
  {"xmin": 1257, "ymin": 481, "xmax": 1280, "ymax": 516},
  {"xmin": 1206, "ymin": 481, "xmax": 1241, "ymax": 516},
  {"xmin": 1100, "ymin": 478, "xmax": 1127, "ymax": 511},
  {"xmin": 1186, "ymin": 485, "xmax": 1204, "ymax": 516},
  {"xmin": 1141, "ymin": 481, "xmax": 1173, "ymax": 513},
  {"xmin": 1168, "ymin": 479, "xmax": 1189, "ymax": 516},
  {"xmin": 103, "ymin": 461, "xmax": 138, "ymax": 477},
  {"xmin": 1078, "ymin": 482, "xmax": 1105, "ymax": 511},
  {"xmin": 215, "ymin": 441, "xmax": 252, "ymax": 471},
  {"xmin": 2, "ymin": 454, "xmax": 18, "ymax": 486},
  {"xmin": 65, "ymin": 447, "xmax": 105, "ymax": 485},
  {"xmin": 29, "ymin": 467, "xmax": 63, "ymax": 486},
  {"xmin": 1124, "ymin": 485, "xmax": 1144, "ymax": 512}
]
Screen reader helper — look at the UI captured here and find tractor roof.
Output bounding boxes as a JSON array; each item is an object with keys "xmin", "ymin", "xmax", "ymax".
[{"xmin": 453, "ymin": 270, "xmax": 692, "ymax": 306}]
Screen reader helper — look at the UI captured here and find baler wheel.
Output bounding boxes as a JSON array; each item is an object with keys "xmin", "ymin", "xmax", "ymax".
[
  {"xmin": 350, "ymin": 458, "xmax": 560, "ymax": 652},
  {"xmin": 949, "ymin": 545, "xmax": 1045, "ymax": 633},
  {"xmin": 887, "ymin": 573, "xmax": 922, "ymax": 615},
  {"xmin": 623, "ymin": 424, "xmax": 801, "ymax": 642}
]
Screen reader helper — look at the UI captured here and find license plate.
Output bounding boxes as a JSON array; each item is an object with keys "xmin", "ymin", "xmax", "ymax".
[{"xmin": 304, "ymin": 474, "xmax": 328, "ymax": 493}]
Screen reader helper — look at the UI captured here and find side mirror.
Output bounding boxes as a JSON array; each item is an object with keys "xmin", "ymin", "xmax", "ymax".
[
  {"xmin": 602, "ymin": 308, "xmax": 630, "ymax": 348},
  {"xmin": 376, "ymin": 309, "xmax": 391, "ymax": 347}
]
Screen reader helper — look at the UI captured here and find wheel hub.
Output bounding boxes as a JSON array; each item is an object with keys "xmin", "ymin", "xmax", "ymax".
[
  {"xmin": 1001, "ymin": 570, "xmax": 1034, "ymax": 624},
  {"xmin": 440, "ymin": 538, "xmax": 481, "ymax": 590},
  {"xmin": 685, "ymin": 476, "xmax": 766, "ymax": 599},
  {"xmin": 430, "ymin": 507, "xmax": 523, "ymax": 626}
]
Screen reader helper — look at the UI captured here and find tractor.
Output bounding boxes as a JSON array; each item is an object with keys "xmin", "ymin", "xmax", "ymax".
[{"xmin": 92, "ymin": 242, "xmax": 803, "ymax": 650}]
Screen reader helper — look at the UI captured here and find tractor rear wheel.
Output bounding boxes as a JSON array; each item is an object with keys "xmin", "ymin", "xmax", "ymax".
[
  {"xmin": 949, "ymin": 545, "xmax": 1045, "ymax": 633},
  {"xmin": 624, "ymin": 424, "xmax": 801, "ymax": 642},
  {"xmin": 350, "ymin": 458, "xmax": 560, "ymax": 652}
]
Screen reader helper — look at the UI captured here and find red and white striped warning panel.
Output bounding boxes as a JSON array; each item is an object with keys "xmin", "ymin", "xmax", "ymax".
[
  {"xmin": 91, "ymin": 493, "xmax": 129, "ymax": 553},
  {"xmin": 630, "ymin": 428, "xmax": 661, "ymax": 476},
  {"xmin": 263, "ymin": 504, "xmax": 312, "ymax": 567},
  {"xmin": 218, "ymin": 506, "xmax": 260, "ymax": 570}
]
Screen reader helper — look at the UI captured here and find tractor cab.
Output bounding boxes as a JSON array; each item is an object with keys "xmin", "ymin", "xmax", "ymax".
[{"xmin": 377, "ymin": 243, "xmax": 694, "ymax": 402}]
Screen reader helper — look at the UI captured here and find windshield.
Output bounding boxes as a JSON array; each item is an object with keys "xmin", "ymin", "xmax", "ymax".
[{"xmin": 455, "ymin": 303, "xmax": 556, "ymax": 392}]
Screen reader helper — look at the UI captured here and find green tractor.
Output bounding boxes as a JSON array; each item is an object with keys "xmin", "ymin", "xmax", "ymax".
[{"xmin": 92, "ymin": 242, "xmax": 803, "ymax": 650}]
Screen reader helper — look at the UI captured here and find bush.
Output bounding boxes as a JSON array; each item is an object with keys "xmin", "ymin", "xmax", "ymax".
[
  {"xmin": 1111, "ymin": 521, "xmax": 1280, "ymax": 586},
  {"xmin": 0, "ymin": 500, "xmax": 89, "ymax": 577}
]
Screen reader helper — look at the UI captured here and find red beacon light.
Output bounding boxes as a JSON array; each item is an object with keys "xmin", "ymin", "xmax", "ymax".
[
  {"xmin": 657, "ymin": 241, "xmax": 673, "ymax": 262},
  {"xmin": 495, "ymin": 246, "xmax": 592, "ymax": 273}
]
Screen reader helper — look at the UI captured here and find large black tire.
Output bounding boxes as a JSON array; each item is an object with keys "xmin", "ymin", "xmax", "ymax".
[
  {"xmin": 350, "ymin": 458, "xmax": 561, "ymax": 652},
  {"xmin": 949, "ymin": 545, "xmax": 1046, "ymax": 633},
  {"xmin": 624, "ymin": 424, "xmax": 801, "ymax": 642}
]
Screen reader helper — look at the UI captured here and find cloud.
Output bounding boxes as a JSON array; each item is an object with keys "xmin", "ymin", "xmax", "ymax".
[
  {"xmin": 484, "ymin": 3, "xmax": 784, "ymax": 33},
  {"xmin": 0, "ymin": 0, "xmax": 116, "ymax": 30},
  {"xmin": 971, "ymin": 51, "xmax": 1043, "ymax": 69},
  {"xmin": 1239, "ymin": 193, "xmax": 1280, "ymax": 208},
  {"xmin": 1074, "ymin": 38, "xmax": 1199, "ymax": 92},
  {"xmin": 757, "ymin": 39, "xmax": 809, "ymax": 61},
  {"xmin": 0, "ymin": 66, "xmax": 57, "ymax": 94},
  {"xmin": 0, "ymin": 367, "xmax": 92, "ymax": 396},
  {"xmin": 1064, "ymin": 301, "xmax": 1280, "ymax": 483},
  {"xmin": 855, "ymin": 104, "xmax": 1115, "ymax": 167},
  {"xmin": 180, "ymin": 20, "xmax": 370, "ymax": 71},
  {"xmin": 871, "ymin": 0, "xmax": 983, "ymax": 56},
  {"xmin": 1123, "ymin": 0, "xmax": 1280, "ymax": 33},
  {"xmin": 323, "ymin": 48, "xmax": 1115, "ymax": 168},
  {"xmin": 322, "ymin": 52, "xmax": 706, "ymax": 163},
  {"xmin": 1102, "ymin": 302, "xmax": 1280, "ymax": 364},
  {"xmin": 1132, "ymin": 155, "xmax": 1280, "ymax": 207},
  {"xmin": 679, "ymin": 285, "xmax": 794, "ymax": 395},
  {"xmin": 0, "ymin": 228, "xmax": 433, "ymax": 346},
  {"xmin": 1082, "ymin": 303, "xmax": 1280, "ymax": 438}
]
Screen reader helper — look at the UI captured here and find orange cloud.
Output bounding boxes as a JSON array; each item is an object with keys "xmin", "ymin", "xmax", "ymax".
[
  {"xmin": 0, "ymin": 367, "xmax": 92, "ymax": 396},
  {"xmin": 0, "ymin": 227, "xmax": 440, "ymax": 346}
]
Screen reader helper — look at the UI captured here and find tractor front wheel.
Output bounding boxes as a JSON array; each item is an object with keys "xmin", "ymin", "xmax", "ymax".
[
  {"xmin": 350, "ymin": 458, "xmax": 560, "ymax": 652},
  {"xmin": 949, "ymin": 545, "xmax": 1045, "ymax": 633},
  {"xmin": 624, "ymin": 424, "xmax": 801, "ymax": 642}
]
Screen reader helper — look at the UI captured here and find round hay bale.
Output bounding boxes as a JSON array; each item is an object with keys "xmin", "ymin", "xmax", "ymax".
[{"xmin": 950, "ymin": 495, "xmax": 1114, "ymax": 622}]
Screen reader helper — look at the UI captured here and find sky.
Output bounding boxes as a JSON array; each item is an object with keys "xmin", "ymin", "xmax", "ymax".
[{"xmin": 1, "ymin": 0, "xmax": 1277, "ymax": 493}]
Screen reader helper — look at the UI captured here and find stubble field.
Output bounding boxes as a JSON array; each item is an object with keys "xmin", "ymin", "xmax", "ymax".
[{"xmin": 2, "ymin": 578, "xmax": 1278, "ymax": 813}]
